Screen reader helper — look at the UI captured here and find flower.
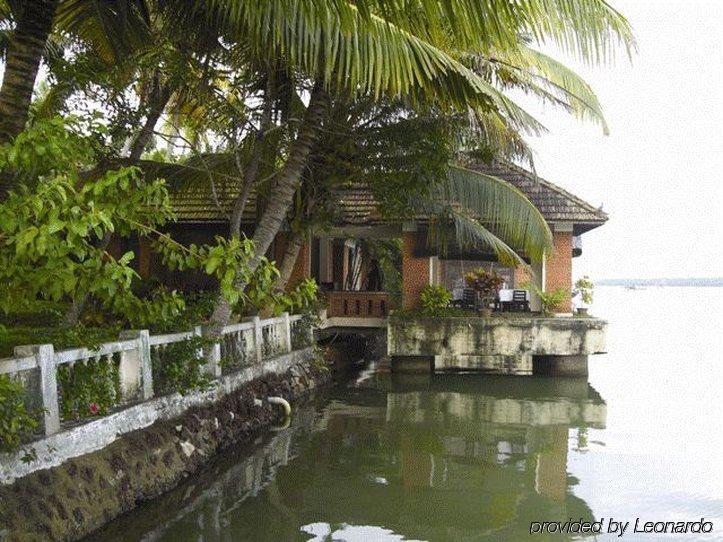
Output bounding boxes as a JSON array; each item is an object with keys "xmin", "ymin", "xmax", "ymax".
[{"xmin": 88, "ymin": 403, "xmax": 100, "ymax": 415}]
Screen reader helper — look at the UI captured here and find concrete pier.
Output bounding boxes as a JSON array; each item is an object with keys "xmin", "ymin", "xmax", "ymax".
[{"xmin": 388, "ymin": 315, "xmax": 606, "ymax": 376}]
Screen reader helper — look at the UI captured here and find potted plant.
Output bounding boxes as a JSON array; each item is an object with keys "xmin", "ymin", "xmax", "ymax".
[
  {"xmin": 572, "ymin": 276, "xmax": 594, "ymax": 316},
  {"xmin": 464, "ymin": 268, "xmax": 504, "ymax": 317}
]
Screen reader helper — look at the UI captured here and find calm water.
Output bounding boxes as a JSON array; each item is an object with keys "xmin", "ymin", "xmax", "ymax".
[{"xmin": 89, "ymin": 287, "xmax": 723, "ymax": 541}]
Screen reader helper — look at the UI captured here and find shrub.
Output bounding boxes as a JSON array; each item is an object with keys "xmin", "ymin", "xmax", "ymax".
[
  {"xmin": 419, "ymin": 285, "xmax": 452, "ymax": 315},
  {"xmin": 523, "ymin": 281, "xmax": 568, "ymax": 315},
  {"xmin": 57, "ymin": 355, "xmax": 120, "ymax": 420},
  {"xmin": 151, "ymin": 336, "xmax": 211, "ymax": 396},
  {"xmin": 0, "ymin": 375, "xmax": 38, "ymax": 452}
]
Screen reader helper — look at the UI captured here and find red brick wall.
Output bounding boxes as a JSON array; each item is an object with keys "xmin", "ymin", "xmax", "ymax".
[
  {"xmin": 401, "ymin": 232, "xmax": 429, "ymax": 310},
  {"xmin": 545, "ymin": 231, "xmax": 572, "ymax": 312},
  {"xmin": 513, "ymin": 266, "xmax": 531, "ymax": 288}
]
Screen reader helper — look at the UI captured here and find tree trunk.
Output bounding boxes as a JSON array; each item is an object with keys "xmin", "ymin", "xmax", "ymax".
[
  {"xmin": 275, "ymin": 229, "xmax": 304, "ymax": 292},
  {"xmin": 128, "ymin": 72, "xmax": 171, "ymax": 161},
  {"xmin": 210, "ymin": 83, "xmax": 329, "ymax": 326},
  {"xmin": 229, "ymin": 87, "xmax": 274, "ymax": 238},
  {"xmin": 0, "ymin": 0, "xmax": 59, "ymax": 144}
]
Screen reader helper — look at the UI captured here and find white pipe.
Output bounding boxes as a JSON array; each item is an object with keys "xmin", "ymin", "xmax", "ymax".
[{"xmin": 267, "ymin": 396, "xmax": 291, "ymax": 417}]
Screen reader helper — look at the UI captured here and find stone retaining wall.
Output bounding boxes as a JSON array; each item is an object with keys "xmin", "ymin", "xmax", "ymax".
[{"xmin": 0, "ymin": 357, "xmax": 331, "ymax": 542}]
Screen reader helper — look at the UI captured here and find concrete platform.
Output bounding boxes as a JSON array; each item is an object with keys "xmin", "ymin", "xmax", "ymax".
[{"xmin": 388, "ymin": 315, "xmax": 607, "ymax": 376}]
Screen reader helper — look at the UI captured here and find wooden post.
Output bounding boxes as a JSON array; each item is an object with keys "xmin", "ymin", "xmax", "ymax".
[
  {"xmin": 120, "ymin": 330, "xmax": 153, "ymax": 400},
  {"xmin": 15, "ymin": 344, "xmax": 60, "ymax": 436},
  {"xmin": 253, "ymin": 316, "xmax": 263, "ymax": 363},
  {"xmin": 282, "ymin": 312, "xmax": 292, "ymax": 353}
]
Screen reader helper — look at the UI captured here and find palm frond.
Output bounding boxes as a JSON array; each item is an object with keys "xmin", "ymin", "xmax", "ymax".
[
  {"xmin": 432, "ymin": 165, "xmax": 553, "ymax": 262},
  {"xmin": 491, "ymin": 45, "xmax": 609, "ymax": 133},
  {"xmin": 55, "ymin": 0, "xmax": 152, "ymax": 64},
  {"xmin": 426, "ymin": 207, "xmax": 527, "ymax": 267}
]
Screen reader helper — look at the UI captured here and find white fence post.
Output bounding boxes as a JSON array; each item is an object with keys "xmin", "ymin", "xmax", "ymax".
[
  {"xmin": 117, "ymin": 335, "xmax": 142, "ymax": 402},
  {"xmin": 282, "ymin": 312, "xmax": 292, "ymax": 353},
  {"xmin": 201, "ymin": 326, "xmax": 222, "ymax": 378},
  {"xmin": 253, "ymin": 316, "xmax": 263, "ymax": 363},
  {"xmin": 120, "ymin": 330, "xmax": 153, "ymax": 400},
  {"xmin": 15, "ymin": 344, "xmax": 60, "ymax": 436}
]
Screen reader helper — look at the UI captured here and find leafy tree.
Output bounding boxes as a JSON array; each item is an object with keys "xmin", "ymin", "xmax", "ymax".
[{"xmin": 0, "ymin": 117, "xmax": 185, "ymax": 326}]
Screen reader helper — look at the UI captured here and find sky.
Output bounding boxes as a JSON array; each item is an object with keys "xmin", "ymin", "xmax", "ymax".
[{"xmin": 516, "ymin": 0, "xmax": 723, "ymax": 280}]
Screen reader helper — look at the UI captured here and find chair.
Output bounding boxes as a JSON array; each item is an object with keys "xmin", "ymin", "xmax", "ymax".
[
  {"xmin": 511, "ymin": 289, "xmax": 530, "ymax": 312},
  {"xmin": 462, "ymin": 289, "xmax": 477, "ymax": 311}
]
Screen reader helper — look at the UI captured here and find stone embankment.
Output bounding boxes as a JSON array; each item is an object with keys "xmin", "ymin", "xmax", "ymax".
[{"xmin": 0, "ymin": 360, "xmax": 330, "ymax": 542}]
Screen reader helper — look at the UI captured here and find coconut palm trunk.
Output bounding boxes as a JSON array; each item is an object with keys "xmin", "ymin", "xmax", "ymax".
[
  {"xmin": 0, "ymin": 0, "xmax": 59, "ymax": 144},
  {"xmin": 210, "ymin": 83, "xmax": 329, "ymax": 326},
  {"xmin": 274, "ymin": 229, "xmax": 305, "ymax": 293}
]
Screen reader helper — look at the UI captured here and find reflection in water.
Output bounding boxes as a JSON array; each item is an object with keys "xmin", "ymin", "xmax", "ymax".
[{"xmin": 89, "ymin": 374, "xmax": 606, "ymax": 542}]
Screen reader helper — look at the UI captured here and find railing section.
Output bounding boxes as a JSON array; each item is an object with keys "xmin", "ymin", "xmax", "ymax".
[{"xmin": 0, "ymin": 312, "xmax": 311, "ymax": 440}]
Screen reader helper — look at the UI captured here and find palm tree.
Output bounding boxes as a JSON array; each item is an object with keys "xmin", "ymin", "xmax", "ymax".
[
  {"xmin": 0, "ymin": 0, "xmax": 58, "ymax": 143},
  {"xmin": 5, "ymin": 0, "xmax": 632, "ymax": 324},
  {"xmin": 0, "ymin": 0, "xmax": 153, "ymax": 143}
]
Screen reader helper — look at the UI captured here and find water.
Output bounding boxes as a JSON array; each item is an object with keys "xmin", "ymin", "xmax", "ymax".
[{"xmin": 89, "ymin": 287, "xmax": 723, "ymax": 541}]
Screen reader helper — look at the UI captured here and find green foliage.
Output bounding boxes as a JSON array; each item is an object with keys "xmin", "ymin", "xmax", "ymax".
[
  {"xmin": 0, "ymin": 375, "xmax": 39, "ymax": 453},
  {"xmin": 278, "ymin": 278, "xmax": 320, "ymax": 315},
  {"xmin": 573, "ymin": 276, "xmax": 595, "ymax": 305},
  {"xmin": 57, "ymin": 357, "xmax": 120, "ymax": 421},
  {"xmin": 419, "ymin": 285, "xmax": 453, "ymax": 316},
  {"xmin": 151, "ymin": 336, "xmax": 211, "ymax": 396},
  {"xmin": 524, "ymin": 282, "xmax": 569, "ymax": 315},
  {"xmin": 392, "ymin": 306, "xmax": 474, "ymax": 319},
  {"xmin": 156, "ymin": 234, "xmax": 271, "ymax": 309},
  {"xmin": 0, "ymin": 118, "xmax": 185, "ymax": 327}
]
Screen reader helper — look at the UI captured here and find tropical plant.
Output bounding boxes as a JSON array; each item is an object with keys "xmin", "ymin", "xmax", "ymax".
[
  {"xmin": 419, "ymin": 285, "xmax": 453, "ymax": 316},
  {"xmin": 524, "ymin": 281, "xmax": 569, "ymax": 315},
  {"xmin": 0, "ymin": 0, "xmax": 635, "ymax": 331},
  {"xmin": 573, "ymin": 276, "xmax": 595, "ymax": 305},
  {"xmin": 465, "ymin": 268, "xmax": 505, "ymax": 308}
]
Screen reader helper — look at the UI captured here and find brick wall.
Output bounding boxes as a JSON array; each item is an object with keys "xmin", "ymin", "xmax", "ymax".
[
  {"xmin": 544, "ymin": 230, "xmax": 572, "ymax": 312},
  {"xmin": 401, "ymin": 232, "xmax": 430, "ymax": 310}
]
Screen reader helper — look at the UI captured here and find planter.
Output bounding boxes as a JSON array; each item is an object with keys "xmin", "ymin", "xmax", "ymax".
[{"xmin": 576, "ymin": 307, "xmax": 589, "ymax": 316}]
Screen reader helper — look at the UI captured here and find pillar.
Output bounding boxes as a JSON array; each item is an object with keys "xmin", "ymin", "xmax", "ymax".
[
  {"xmin": 544, "ymin": 225, "xmax": 573, "ymax": 313},
  {"xmin": 533, "ymin": 355, "xmax": 589, "ymax": 377},
  {"xmin": 401, "ymin": 231, "xmax": 430, "ymax": 310}
]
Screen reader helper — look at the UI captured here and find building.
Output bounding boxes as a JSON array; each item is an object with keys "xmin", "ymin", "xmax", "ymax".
[{"xmin": 159, "ymin": 160, "xmax": 607, "ymax": 317}]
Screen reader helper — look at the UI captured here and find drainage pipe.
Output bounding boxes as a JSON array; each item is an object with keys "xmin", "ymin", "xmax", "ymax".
[{"xmin": 267, "ymin": 396, "xmax": 292, "ymax": 417}]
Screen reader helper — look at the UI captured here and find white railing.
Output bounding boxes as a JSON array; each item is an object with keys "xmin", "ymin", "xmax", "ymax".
[{"xmin": 0, "ymin": 313, "xmax": 311, "ymax": 439}]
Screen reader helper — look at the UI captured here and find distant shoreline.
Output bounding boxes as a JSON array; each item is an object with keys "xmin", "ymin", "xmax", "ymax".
[{"xmin": 597, "ymin": 278, "xmax": 723, "ymax": 287}]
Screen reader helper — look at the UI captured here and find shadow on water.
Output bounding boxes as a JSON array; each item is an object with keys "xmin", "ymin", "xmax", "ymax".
[{"xmin": 87, "ymin": 368, "xmax": 606, "ymax": 542}]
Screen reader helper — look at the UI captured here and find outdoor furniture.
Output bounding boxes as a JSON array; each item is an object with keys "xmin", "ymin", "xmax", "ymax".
[
  {"xmin": 498, "ymin": 289, "xmax": 530, "ymax": 312},
  {"xmin": 462, "ymin": 288, "xmax": 477, "ymax": 310}
]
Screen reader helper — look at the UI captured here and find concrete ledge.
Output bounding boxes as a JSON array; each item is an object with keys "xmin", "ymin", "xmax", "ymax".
[
  {"xmin": 0, "ymin": 347, "xmax": 315, "ymax": 485},
  {"xmin": 388, "ymin": 315, "xmax": 607, "ymax": 374}
]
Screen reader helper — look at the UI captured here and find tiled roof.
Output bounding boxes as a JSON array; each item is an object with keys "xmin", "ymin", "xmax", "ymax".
[
  {"xmin": 470, "ymin": 161, "xmax": 608, "ymax": 225},
  {"xmin": 171, "ymin": 161, "xmax": 607, "ymax": 232}
]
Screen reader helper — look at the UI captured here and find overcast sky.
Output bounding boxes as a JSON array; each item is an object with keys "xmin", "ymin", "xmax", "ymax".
[{"xmin": 518, "ymin": 0, "xmax": 723, "ymax": 280}]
